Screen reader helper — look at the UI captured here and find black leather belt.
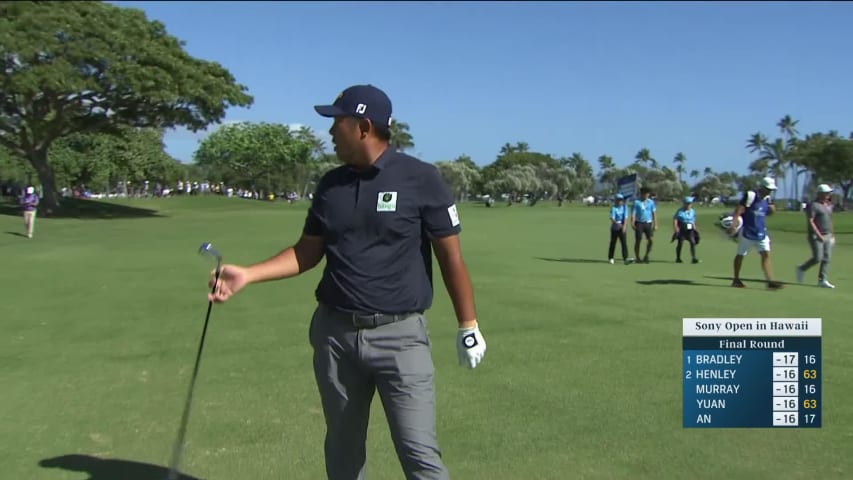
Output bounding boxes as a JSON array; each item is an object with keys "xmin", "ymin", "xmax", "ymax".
[
  {"xmin": 349, "ymin": 312, "xmax": 416, "ymax": 329},
  {"xmin": 320, "ymin": 304, "xmax": 420, "ymax": 329}
]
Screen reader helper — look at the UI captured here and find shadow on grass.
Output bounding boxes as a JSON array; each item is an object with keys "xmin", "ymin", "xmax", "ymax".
[
  {"xmin": 704, "ymin": 275, "xmax": 793, "ymax": 286},
  {"xmin": 5, "ymin": 231, "xmax": 27, "ymax": 238},
  {"xmin": 535, "ymin": 257, "xmax": 610, "ymax": 264},
  {"xmin": 535, "ymin": 257, "xmax": 670, "ymax": 264},
  {"xmin": 0, "ymin": 198, "xmax": 163, "ymax": 219},
  {"xmin": 39, "ymin": 454, "xmax": 201, "ymax": 480},
  {"xmin": 635, "ymin": 279, "xmax": 724, "ymax": 287}
]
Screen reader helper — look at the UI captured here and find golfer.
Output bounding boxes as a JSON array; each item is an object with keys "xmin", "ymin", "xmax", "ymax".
[
  {"xmin": 631, "ymin": 187, "xmax": 657, "ymax": 263},
  {"xmin": 796, "ymin": 184, "xmax": 836, "ymax": 288},
  {"xmin": 207, "ymin": 84, "xmax": 486, "ymax": 480},
  {"xmin": 672, "ymin": 196, "xmax": 699, "ymax": 264},
  {"xmin": 728, "ymin": 177, "xmax": 783, "ymax": 289},
  {"xmin": 20, "ymin": 186, "xmax": 39, "ymax": 239},
  {"xmin": 607, "ymin": 193, "xmax": 630, "ymax": 264}
]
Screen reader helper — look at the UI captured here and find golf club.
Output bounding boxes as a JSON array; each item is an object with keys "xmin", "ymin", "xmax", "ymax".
[{"xmin": 166, "ymin": 242, "xmax": 222, "ymax": 480}]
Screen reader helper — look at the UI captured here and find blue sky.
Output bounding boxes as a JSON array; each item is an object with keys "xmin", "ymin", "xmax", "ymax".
[{"xmin": 114, "ymin": 1, "xmax": 852, "ymax": 187}]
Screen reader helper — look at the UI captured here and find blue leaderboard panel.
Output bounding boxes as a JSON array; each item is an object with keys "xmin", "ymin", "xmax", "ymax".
[{"xmin": 683, "ymin": 318, "xmax": 821, "ymax": 428}]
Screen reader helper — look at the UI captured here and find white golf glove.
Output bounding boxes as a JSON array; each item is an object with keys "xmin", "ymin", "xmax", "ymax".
[{"xmin": 457, "ymin": 324, "xmax": 486, "ymax": 369}]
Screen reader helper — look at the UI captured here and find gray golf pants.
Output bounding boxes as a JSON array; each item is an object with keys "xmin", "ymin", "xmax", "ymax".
[
  {"xmin": 309, "ymin": 303, "xmax": 449, "ymax": 480},
  {"xmin": 800, "ymin": 234, "xmax": 833, "ymax": 281}
]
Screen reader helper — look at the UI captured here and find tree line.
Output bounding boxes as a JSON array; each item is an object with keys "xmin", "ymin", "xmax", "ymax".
[{"xmin": 1, "ymin": 2, "xmax": 851, "ymax": 214}]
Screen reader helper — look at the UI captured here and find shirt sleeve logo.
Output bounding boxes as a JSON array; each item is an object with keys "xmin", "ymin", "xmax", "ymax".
[
  {"xmin": 376, "ymin": 192, "xmax": 398, "ymax": 212},
  {"xmin": 447, "ymin": 204, "xmax": 460, "ymax": 227}
]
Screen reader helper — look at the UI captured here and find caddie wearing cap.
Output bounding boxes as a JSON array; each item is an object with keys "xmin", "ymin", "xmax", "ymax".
[
  {"xmin": 796, "ymin": 184, "xmax": 837, "ymax": 288},
  {"xmin": 631, "ymin": 187, "xmax": 657, "ymax": 263},
  {"xmin": 728, "ymin": 177, "xmax": 783, "ymax": 289},
  {"xmin": 672, "ymin": 196, "xmax": 700, "ymax": 264},
  {"xmin": 607, "ymin": 193, "xmax": 631, "ymax": 264}
]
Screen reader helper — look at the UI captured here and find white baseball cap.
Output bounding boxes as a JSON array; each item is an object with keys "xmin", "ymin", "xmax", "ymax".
[
  {"xmin": 817, "ymin": 184, "xmax": 833, "ymax": 193},
  {"xmin": 25, "ymin": 186, "xmax": 34, "ymax": 194},
  {"xmin": 760, "ymin": 177, "xmax": 777, "ymax": 190}
]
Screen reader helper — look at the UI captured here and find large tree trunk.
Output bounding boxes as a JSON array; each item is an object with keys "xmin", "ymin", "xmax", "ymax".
[{"xmin": 28, "ymin": 147, "xmax": 61, "ymax": 216}]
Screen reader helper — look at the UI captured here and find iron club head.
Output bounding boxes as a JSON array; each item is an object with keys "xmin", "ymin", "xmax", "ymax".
[{"xmin": 198, "ymin": 242, "xmax": 222, "ymax": 266}]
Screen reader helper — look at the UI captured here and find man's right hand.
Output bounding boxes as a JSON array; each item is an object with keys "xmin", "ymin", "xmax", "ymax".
[
  {"xmin": 209, "ymin": 265, "xmax": 250, "ymax": 303},
  {"xmin": 727, "ymin": 224, "xmax": 737, "ymax": 236}
]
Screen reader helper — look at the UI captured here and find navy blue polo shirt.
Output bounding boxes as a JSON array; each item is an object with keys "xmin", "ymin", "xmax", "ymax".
[{"xmin": 303, "ymin": 148, "xmax": 461, "ymax": 314}]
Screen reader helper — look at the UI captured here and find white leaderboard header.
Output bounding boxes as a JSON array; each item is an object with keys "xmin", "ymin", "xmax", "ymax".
[{"xmin": 683, "ymin": 318, "xmax": 822, "ymax": 337}]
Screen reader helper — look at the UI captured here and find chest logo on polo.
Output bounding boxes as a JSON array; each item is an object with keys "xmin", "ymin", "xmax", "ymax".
[{"xmin": 376, "ymin": 192, "xmax": 398, "ymax": 212}]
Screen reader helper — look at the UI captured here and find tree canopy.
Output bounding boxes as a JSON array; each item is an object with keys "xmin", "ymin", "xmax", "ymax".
[
  {"xmin": 792, "ymin": 133, "xmax": 853, "ymax": 201},
  {"xmin": 0, "ymin": 1, "xmax": 253, "ymax": 212},
  {"xmin": 193, "ymin": 122, "xmax": 332, "ymax": 196}
]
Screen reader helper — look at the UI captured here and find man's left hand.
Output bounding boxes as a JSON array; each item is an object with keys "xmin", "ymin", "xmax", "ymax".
[{"xmin": 457, "ymin": 324, "xmax": 487, "ymax": 369}]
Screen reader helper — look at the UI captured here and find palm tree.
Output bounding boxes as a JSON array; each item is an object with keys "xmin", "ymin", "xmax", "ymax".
[
  {"xmin": 777, "ymin": 115, "xmax": 799, "ymax": 139},
  {"xmin": 673, "ymin": 152, "xmax": 686, "ymax": 183},
  {"xmin": 746, "ymin": 132, "xmax": 768, "ymax": 154},
  {"xmin": 389, "ymin": 119, "xmax": 415, "ymax": 152},
  {"xmin": 703, "ymin": 166, "xmax": 713, "ymax": 177},
  {"xmin": 777, "ymin": 115, "xmax": 800, "ymax": 201},
  {"xmin": 635, "ymin": 148, "xmax": 657, "ymax": 169},
  {"xmin": 597, "ymin": 155, "xmax": 617, "ymax": 192},
  {"xmin": 499, "ymin": 142, "xmax": 516, "ymax": 155},
  {"xmin": 566, "ymin": 153, "xmax": 594, "ymax": 195},
  {"xmin": 758, "ymin": 138, "xmax": 787, "ymax": 179},
  {"xmin": 690, "ymin": 169, "xmax": 699, "ymax": 180}
]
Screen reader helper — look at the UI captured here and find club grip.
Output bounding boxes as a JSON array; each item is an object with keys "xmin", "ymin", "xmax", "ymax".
[{"xmin": 209, "ymin": 266, "xmax": 222, "ymax": 295}]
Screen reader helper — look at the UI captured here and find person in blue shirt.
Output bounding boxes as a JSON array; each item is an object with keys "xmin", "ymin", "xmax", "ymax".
[
  {"xmin": 607, "ymin": 193, "xmax": 631, "ymax": 264},
  {"xmin": 631, "ymin": 187, "xmax": 657, "ymax": 263},
  {"xmin": 727, "ymin": 177, "xmax": 784, "ymax": 289},
  {"xmin": 672, "ymin": 196, "xmax": 700, "ymax": 263}
]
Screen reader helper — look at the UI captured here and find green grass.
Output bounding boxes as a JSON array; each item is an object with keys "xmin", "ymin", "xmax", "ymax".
[{"xmin": 2, "ymin": 196, "xmax": 852, "ymax": 480}]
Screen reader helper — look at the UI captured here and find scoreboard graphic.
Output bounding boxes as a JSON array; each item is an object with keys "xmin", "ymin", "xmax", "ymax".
[{"xmin": 682, "ymin": 318, "xmax": 822, "ymax": 428}]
